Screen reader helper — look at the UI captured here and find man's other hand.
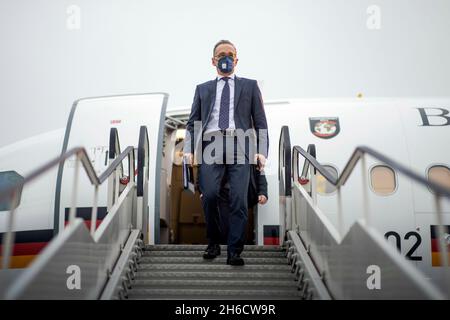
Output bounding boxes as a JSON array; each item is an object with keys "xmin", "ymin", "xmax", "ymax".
[
  {"xmin": 255, "ymin": 154, "xmax": 266, "ymax": 171},
  {"xmin": 258, "ymin": 195, "xmax": 267, "ymax": 205},
  {"xmin": 184, "ymin": 153, "xmax": 194, "ymax": 166}
]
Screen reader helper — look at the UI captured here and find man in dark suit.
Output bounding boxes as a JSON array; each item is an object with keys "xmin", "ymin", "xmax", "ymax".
[{"xmin": 184, "ymin": 40, "xmax": 269, "ymax": 266}]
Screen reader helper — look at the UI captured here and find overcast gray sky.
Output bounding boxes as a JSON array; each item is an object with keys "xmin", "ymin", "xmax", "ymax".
[{"xmin": 1, "ymin": 0, "xmax": 449, "ymax": 147}]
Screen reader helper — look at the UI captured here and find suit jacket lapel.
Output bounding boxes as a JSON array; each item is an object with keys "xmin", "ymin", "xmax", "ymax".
[
  {"xmin": 204, "ymin": 79, "xmax": 217, "ymax": 130},
  {"xmin": 234, "ymin": 75, "xmax": 242, "ymax": 111}
]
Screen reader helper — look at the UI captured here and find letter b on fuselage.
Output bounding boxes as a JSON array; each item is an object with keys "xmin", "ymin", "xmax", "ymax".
[{"xmin": 417, "ymin": 108, "xmax": 450, "ymax": 126}]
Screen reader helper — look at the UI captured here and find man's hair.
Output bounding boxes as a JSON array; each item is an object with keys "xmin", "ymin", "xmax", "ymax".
[{"xmin": 213, "ymin": 40, "xmax": 236, "ymax": 56}]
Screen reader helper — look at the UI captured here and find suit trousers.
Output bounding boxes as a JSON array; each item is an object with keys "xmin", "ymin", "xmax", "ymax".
[{"xmin": 199, "ymin": 133, "xmax": 250, "ymax": 257}]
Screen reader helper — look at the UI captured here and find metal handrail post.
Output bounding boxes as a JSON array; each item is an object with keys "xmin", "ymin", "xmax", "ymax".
[
  {"xmin": 361, "ymin": 155, "xmax": 371, "ymax": 226},
  {"xmin": 90, "ymin": 185, "xmax": 99, "ymax": 236},
  {"xmin": 68, "ymin": 157, "xmax": 80, "ymax": 225},
  {"xmin": 1, "ymin": 191, "xmax": 19, "ymax": 269}
]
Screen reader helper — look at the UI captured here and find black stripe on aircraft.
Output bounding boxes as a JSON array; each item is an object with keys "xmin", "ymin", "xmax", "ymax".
[
  {"xmin": 0, "ymin": 229, "xmax": 53, "ymax": 243},
  {"xmin": 64, "ymin": 206, "xmax": 108, "ymax": 221}
]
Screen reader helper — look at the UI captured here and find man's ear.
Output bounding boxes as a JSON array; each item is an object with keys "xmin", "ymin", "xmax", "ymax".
[
  {"xmin": 234, "ymin": 58, "xmax": 239, "ymax": 66},
  {"xmin": 211, "ymin": 57, "xmax": 216, "ymax": 66}
]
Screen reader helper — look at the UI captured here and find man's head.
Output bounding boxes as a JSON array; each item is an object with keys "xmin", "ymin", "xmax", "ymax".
[{"xmin": 211, "ymin": 40, "xmax": 238, "ymax": 76}]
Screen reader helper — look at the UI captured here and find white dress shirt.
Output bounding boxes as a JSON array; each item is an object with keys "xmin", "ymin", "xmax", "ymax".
[{"xmin": 204, "ymin": 73, "xmax": 236, "ymax": 134}]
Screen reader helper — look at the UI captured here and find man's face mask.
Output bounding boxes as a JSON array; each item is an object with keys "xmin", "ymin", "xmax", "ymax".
[{"xmin": 216, "ymin": 55, "xmax": 234, "ymax": 74}]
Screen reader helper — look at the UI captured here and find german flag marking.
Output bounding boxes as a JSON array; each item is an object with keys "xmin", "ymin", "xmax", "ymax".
[
  {"xmin": 0, "ymin": 229, "xmax": 53, "ymax": 269},
  {"xmin": 264, "ymin": 225, "xmax": 280, "ymax": 245},
  {"xmin": 430, "ymin": 225, "xmax": 450, "ymax": 267}
]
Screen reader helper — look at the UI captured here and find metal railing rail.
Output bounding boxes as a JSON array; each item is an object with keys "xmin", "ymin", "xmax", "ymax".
[
  {"xmin": 292, "ymin": 145, "xmax": 450, "ymax": 198},
  {"xmin": 137, "ymin": 126, "xmax": 150, "ymax": 243},
  {"xmin": 292, "ymin": 183, "xmax": 445, "ymax": 299},
  {"xmin": 278, "ymin": 125, "xmax": 292, "ymax": 197},
  {"xmin": 108, "ymin": 127, "xmax": 124, "ymax": 176},
  {"xmin": 1, "ymin": 126, "xmax": 151, "ymax": 299},
  {"xmin": 5, "ymin": 182, "xmax": 137, "ymax": 299},
  {"xmin": 292, "ymin": 143, "xmax": 450, "ymax": 269},
  {"xmin": 107, "ymin": 128, "xmax": 127, "ymax": 211},
  {"xmin": 278, "ymin": 126, "xmax": 450, "ymax": 299},
  {"xmin": 137, "ymin": 126, "xmax": 149, "ymax": 197},
  {"xmin": 0, "ymin": 129, "xmax": 135, "ymax": 270},
  {"xmin": 278, "ymin": 126, "xmax": 293, "ymax": 239},
  {"xmin": 299, "ymin": 144, "xmax": 316, "ymax": 181}
]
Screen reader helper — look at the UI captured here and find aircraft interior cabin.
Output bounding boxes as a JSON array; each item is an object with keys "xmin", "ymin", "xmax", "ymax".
[{"xmin": 161, "ymin": 115, "xmax": 256, "ymax": 245}]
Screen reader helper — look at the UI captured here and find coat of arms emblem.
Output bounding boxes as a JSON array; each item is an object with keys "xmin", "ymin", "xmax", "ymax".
[{"xmin": 309, "ymin": 117, "xmax": 340, "ymax": 139}]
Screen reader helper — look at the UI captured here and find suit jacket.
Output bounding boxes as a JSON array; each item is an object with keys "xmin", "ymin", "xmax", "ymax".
[{"xmin": 184, "ymin": 76, "xmax": 269, "ymax": 159}]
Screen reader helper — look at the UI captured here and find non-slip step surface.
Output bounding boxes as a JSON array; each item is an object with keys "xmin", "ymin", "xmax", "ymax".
[
  {"xmin": 139, "ymin": 256, "xmax": 287, "ymax": 265},
  {"xmin": 132, "ymin": 279, "xmax": 297, "ymax": 288},
  {"xmin": 145, "ymin": 245, "xmax": 284, "ymax": 252},
  {"xmin": 137, "ymin": 263, "xmax": 292, "ymax": 272},
  {"xmin": 143, "ymin": 250, "xmax": 286, "ymax": 258},
  {"xmin": 127, "ymin": 288, "xmax": 301, "ymax": 300},
  {"xmin": 134, "ymin": 271, "xmax": 296, "ymax": 280},
  {"xmin": 125, "ymin": 244, "xmax": 300, "ymax": 300}
]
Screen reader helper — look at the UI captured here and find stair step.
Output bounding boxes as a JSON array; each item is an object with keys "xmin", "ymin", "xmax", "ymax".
[
  {"xmin": 139, "ymin": 257, "xmax": 287, "ymax": 265},
  {"xmin": 134, "ymin": 271, "xmax": 296, "ymax": 280},
  {"xmin": 137, "ymin": 263, "xmax": 292, "ymax": 272},
  {"xmin": 127, "ymin": 288, "xmax": 300, "ymax": 300},
  {"xmin": 125, "ymin": 244, "xmax": 301, "ymax": 300},
  {"xmin": 143, "ymin": 250, "xmax": 286, "ymax": 258},
  {"xmin": 132, "ymin": 279, "xmax": 297, "ymax": 288},
  {"xmin": 145, "ymin": 245, "xmax": 284, "ymax": 252}
]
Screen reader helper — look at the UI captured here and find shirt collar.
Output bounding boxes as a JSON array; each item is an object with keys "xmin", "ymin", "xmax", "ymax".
[{"xmin": 217, "ymin": 73, "xmax": 235, "ymax": 81}]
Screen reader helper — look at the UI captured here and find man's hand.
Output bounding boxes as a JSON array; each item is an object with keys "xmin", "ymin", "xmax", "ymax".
[
  {"xmin": 258, "ymin": 195, "xmax": 267, "ymax": 205},
  {"xmin": 184, "ymin": 153, "xmax": 194, "ymax": 166},
  {"xmin": 255, "ymin": 154, "xmax": 266, "ymax": 171}
]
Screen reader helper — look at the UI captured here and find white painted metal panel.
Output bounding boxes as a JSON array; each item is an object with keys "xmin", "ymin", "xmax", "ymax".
[
  {"xmin": 59, "ymin": 93, "xmax": 167, "ymax": 244},
  {"xmin": 0, "ymin": 129, "xmax": 64, "ymax": 233}
]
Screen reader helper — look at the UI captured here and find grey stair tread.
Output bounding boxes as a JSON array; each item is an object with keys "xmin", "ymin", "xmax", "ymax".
[
  {"xmin": 145, "ymin": 245, "xmax": 284, "ymax": 252},
  {"xmin": 127, "ymin": 288, "xmax": 300, "ymax": 298},
  {"xmin": 125, "ymin": 244, "xmax": 301, "ymax": 300},
  {"xmin": 143, "ymin": 250, "xmax": 286, "ymax": 258},
  {"xmin": 139, "ymin": 257, "xmax": 287, "ymax": 264},
  {"xmin": 135, "ymin": 271, "xmax": 296, "ymax": 280},
  {"xmin": 132, "ymin": 279, "xmax": 297, "ymax": 288},
  {"xmin": 128, "ymin": 295, "xmax": 299, "ymax": 300},
  {"xmin": 137, "ymin": 263, "xmax": 292, "ymax": 271}
]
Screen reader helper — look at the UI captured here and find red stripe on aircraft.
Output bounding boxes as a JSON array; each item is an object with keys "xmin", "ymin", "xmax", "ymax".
[
  {"xmin": 0, "ymin": 242, "xmax": 47, "ymax": 256},
  {"xmin": 264, "ymin": 237, "xmax": 280, "ymax": 245},
  {"xmin": 431, "ymin": 239, "xmax": 450, "ymax": 252},
  {"xmin": 64, "ymin": 219, "xmax": 103, "ymax": 230}
]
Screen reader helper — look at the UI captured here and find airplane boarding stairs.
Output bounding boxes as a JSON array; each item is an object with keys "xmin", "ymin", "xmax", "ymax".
[
  {"xmin": 1, "ymin": 126, "xmax": 449, "ymax": 300},
  {"xmin": 125, "ymin": 244, "xmax": 312, "ymax": 300}
]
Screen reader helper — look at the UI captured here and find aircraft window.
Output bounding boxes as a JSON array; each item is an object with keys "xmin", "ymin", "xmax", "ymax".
[
  {"xmin": 0, "ymin": 171, "xmax": 24, "ymax": 211},
  {"xmin": 317, "ymin": 165, "xmax": 338, "ymax": 195},
  {"xmin": 370, "ymin": 165, "xmax": 396, "ymax": 195},
  {"xmin": 427, "ymin": 165, "xmax": 450, "ymax": 191}
]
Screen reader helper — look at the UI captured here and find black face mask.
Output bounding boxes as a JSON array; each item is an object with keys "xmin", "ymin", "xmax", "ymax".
[{"xmin": 217, "ymin": 56, "xmax": 234, "ymax": 73}]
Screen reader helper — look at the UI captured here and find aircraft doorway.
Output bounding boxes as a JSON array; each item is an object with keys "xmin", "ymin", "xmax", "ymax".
[{"xmin": 160, "ymin": 114, "xmax": 256, "ymax": 245}]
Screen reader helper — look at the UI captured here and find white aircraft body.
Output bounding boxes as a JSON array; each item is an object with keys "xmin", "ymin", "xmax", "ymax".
[{"xmin": 0, "ymin": 94, "xmax": 449, "ymax": 291}]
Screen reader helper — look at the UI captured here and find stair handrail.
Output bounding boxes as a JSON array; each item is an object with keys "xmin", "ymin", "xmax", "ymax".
[
  {"xmin": 137, "ymin": 126, "xmax": 149, "ymax": 197},
  {"xmin": 294, "ymin": 143, "xmax": 316, "ymax": 186},
  {"xmin": 291, "ymin": 139, "xmax": 450, "ymax": 267},
  {"xmin": 0, "ymin": 130, "xmax": 135, "ymax": 269},
  {"xmin": 108, "ymin": 127, "xmax": 124, "ymax": 177},
  {"xmin": 292, "ymin": 145, "xmax": 450, "ymax": 197},
  {"xmin": 278, "ymin": 125, "xmax": 292, "ymax": 197},
  {"xmin": 136, "ymin": 126, "xmax": 150, "ymax": 242}
]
